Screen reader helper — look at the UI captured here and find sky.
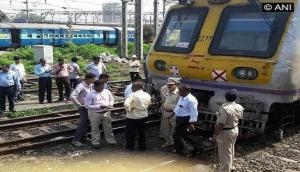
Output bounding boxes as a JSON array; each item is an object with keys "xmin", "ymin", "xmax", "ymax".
[{"xmin": 0, "ymin": 0, "xmax": 175, "ymax": 14}]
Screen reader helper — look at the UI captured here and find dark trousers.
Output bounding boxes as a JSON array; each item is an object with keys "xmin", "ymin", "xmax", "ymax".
[
  {"xmin": 174, "ymin": 116, "xmax": 190, "ymax": 154},
  {"xmin": 130, "ymin": 72, "xmax": 140, "ymax": 81},
  {"xmin": 73, "ymin": 107, "xmax": 89, "ymax": 141},
  {"xmin": 125, "ymin": 117, "xmax": 146, "ymax": 151},
  {"xmin": 0, "ymin": 86, "xmax": 14, "ymax": 111},
  {"xmin": 70, "ymin": 78, "xmax": 80, "ymax": 89},
  {"xmin": 55, "ymin": 77, "xmax": 71, "ymax": 100},
  {"xmin": 38, "ymin": 77, "xmax": 52, "ymax": 103},
  {"xmin": 14, "ymin": 80, "xmax": 24, "ymax": 101}
]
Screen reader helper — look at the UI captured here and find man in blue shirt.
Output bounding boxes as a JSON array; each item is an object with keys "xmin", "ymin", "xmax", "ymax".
[
  {"xmin": 34, "ymin": 59, "xmax": 52, "ymax": 104},
  {"xmin": 0, "ymin": 64, "xmax": 20, "ymax": 114},
  {"xmin": 172, "ymin": 84, "xmax": 198, "ymax": 155}
]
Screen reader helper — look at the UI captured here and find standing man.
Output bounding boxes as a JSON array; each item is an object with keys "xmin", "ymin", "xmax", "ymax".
[
  {"xmin": 53, "ymin": 58, "xmax": 72, "ymax": 101},
  {"xmin": 212, "ymin": 89, "xmax": 244, "ymax": 172},
  {"xmin": 173, "ymin": 84, "xmax": 198, "ymax": 155},
  {"xmin": 34, "ymin": 59, "xmax": 52, "ymax": 104},
  {"xmin": 69, "ymin": 57, "xmax": 81, "ymax": 89},
  {"xmin": 128, "ymin": 54, "xmax": 141, "ymax": 81},
  {"xmin": 0, "ymin": 65, "xmax": 20, "ymax": 114},
  {"xmin": 160, "ymin": 78, "xmax": 180, "ymax": 148},
  {"xmin": 70, "ymin": 73, "xmax": 96, "ymax": 147},
  {"xmin": 10, "ymin": 56, "xmax": 26, "ymax": 101},
  {"xmin": 84, "ymin": 56, "xmax": 106, "ymax": 78},
  {"xmin": 85, "ymin": 80, "xmax": 116, "ymax": 148},
  {"xmin": 124, "ymin": 81, "xmax": 151, "ymax": 151}
]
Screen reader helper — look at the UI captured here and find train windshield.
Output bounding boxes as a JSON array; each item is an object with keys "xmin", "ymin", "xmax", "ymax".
[
  {"xmin": 155, "ymin": 7, "xmax": 208, "ymax": 53},
  {"xmin": 209, "ymin": 6, "xmax": 290, "ymax": 58}
]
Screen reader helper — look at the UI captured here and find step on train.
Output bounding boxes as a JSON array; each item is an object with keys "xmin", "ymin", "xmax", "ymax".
[
  {"xmin": 0, "ymin": 23, "xmax": 135, "ymax": 48},
  {"xmin": 146, "ymin": 0, "xmax": 300, "ymax": 137}
]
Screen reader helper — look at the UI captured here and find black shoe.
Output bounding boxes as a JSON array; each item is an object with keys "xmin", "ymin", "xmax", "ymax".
[
  {"xmin": 92, "ymin": 144, "xmax": 101, "ymax": 149},
  {"xmin": 9, "ymin": 109, "xmax": 16, "ymax": 113},
  {"xmin": 0, "ymin": 110, "xmax": 4, "ymax": 115}
]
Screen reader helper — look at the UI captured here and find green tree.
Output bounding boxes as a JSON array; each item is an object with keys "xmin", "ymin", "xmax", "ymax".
[
  {"xmin": 0, "ymin": 10, "xmax": 9, "ymax": 22},
  {"xmin": 13, "ymin": 13, "xmax": 42, "ymax": 23}
]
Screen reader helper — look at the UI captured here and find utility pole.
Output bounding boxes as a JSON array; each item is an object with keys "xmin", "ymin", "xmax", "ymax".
[
  {"xmin": 25, "ymin": 0, "xmax": 29, "ymax": 23},
  {"xmin": 162, "ymin": 0, "xmax": 166, "ymax": 18},
  {"xmin": 121, "ymin": 0, "xmax": 129, "ymax": 58},
  {"xmin": 153, "ymin": 0, "xmax": 159, "ymax": 37},
  {"xmin": 135, "ymin": 0, "xmax": 143, "ymax": 60}
]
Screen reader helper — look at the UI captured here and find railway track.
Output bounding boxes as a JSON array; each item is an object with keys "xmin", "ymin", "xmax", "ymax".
[
  {"xmin": 22, "ymin": 79, "xmax": 131, "ymax": 96},
  {"xmin": 0, "ymin": 101, "xmax": 160, "ymax": 155}
]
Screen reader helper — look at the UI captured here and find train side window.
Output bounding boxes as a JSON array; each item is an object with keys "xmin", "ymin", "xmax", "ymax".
[
  {"xmin": 209, "ymin": 5, "xmax": 290, "ymax": 58},
  {"xmin": 27, "ymin": 34, "xmax": 32, "ymax": 38},
  {"xmin": 43, "ymin": 34, "xmax": 49, "ymax": 38},
  {"xmin": 55, "ymin": 34, "xmax": 59, "ymax": 38},
  {"xmin": 36, "ymin": 34, "xmax": 41, "ymax": 38},
  {"xmin": 74, "ymin": 35, "xmax": 78, "ymax": 38},
  {"xmin": 79, "ymin": 34, "xmax": 82, "ymax": 38},
  {"xmin": 155, "ymin": 7, "xmax": 208, "ymax": 53}
]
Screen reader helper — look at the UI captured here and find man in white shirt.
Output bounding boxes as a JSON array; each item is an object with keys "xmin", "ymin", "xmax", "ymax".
[
  {"xmin": 124, "ymin": 81, "xmax": 151, "ymax": 151},
  {"xmin": 69, "ymin": 57, "xmax": 81, "ymax": 89},
  {"xmin": 10, "ymin": 56, "xmax": 26, "ymax": 101},
  {"xmin": 84, "ymin": 56, "xmax": 107, "ymax": 78},
  {"xmin": 34, "ymin": 59, "xmax": 52, "ymax": 104},
  {"xmin": 172, "ymin": 84, "xmax": 198, "ymax": 155},
  {"xmin": 128, "ymin": 54, "xmax": 141, "ymax": 81},
  {"xmin": 85, "ymin": 80, "xmax": 116, "ymax": 148},
  {"xmin": 70, "ymin": 73, "xmax": 95, "ymax": 147}
]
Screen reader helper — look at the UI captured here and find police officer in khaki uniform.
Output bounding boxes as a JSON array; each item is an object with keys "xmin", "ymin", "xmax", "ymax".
[
  {"xmin": 159, "ymin": 77, "xmax": 179, "ymax": 138},
  {"xmin": 128, "ymin": 55, "xmax": 141, "ymax": 81},
  {"xmin": 212, "ymin": 89, "xmax": 244, "ymax": 172},
  {"xmin": 160, "ymin": 77, "xmax": 180, "ymax": 148}
]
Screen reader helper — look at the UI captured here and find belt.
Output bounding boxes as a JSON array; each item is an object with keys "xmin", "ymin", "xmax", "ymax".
[{"xmin": 223, "ymin": 126, "xmax": 237, "ymax": 130}]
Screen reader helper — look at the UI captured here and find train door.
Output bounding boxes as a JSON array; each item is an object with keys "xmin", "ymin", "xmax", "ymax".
[
  {"xmin": 103, "ymin": 31, "xmax": 109, "ymax": 44},
  {"xmin": 10, "ymin": 29, "xmax": 21, "ymax": 47},
  {"xmin": 35, "ymin": 29, "xmax": 43, "ymax": 45},
  {"xmin": 48, "ymin": 29, "xmax": 55, "ymax": 45}
]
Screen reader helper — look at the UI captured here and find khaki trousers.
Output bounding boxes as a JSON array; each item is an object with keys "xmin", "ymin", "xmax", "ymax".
[
  {"xmin": 88, "ymin": 111, "xmax": 116, "ymax": 145},
  {"xmin": 217, "ymin": 127, "xmax": 238, "ymax": 172},
  {"xmin": 161, "ymin": 111, "xmax": 176, "ymax": 145}
]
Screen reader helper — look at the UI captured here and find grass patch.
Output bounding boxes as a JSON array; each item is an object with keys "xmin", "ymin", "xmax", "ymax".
[{"xmin": 7, "ymin": 104, "xmax": 75, "ymax": 118}]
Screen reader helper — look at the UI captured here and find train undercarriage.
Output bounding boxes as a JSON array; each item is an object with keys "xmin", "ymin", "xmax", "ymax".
[{"xmin": 189, "ymin": 89, "xmax": 300, "ymax": 139}]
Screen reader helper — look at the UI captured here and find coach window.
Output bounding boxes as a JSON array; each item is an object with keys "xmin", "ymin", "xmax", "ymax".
[
  {"xmin": 36, "ymin": 34, "xmax": 41, "ymax": 38},
  {"xmin": 155, "ymin": 7, "xmax": 208, "ymax": 53},
  {"xmin": 209, "ymin": 5, "xmax": 290, "ymax": 58},
  {"xmin": 27, "ymin": 34, "xmax": 32, "ymax": 38}
]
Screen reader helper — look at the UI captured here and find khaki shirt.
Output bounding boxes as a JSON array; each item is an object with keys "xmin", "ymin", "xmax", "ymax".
[
  {"xmin": 163, "ymin": 88, "xmax": 180, "ymax": 116},
  {"xmin": 129, "ymin": 60, "xmax": 141, "ymax": 72},
  {"xmin": 216, "ymin": 102, "xmax": 244, "ymax": 128},
  {"xmin": 160, "ymin": 85, "xmax": 168, "ymax": 103}
]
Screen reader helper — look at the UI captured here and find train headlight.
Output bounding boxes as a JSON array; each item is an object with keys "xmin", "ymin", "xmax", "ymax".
[
  {"xmin": 154, "ymin": 60, "xmax": 166, "ymax": 71},
  {"xmin": 233, "ymin": 67, "xmax": 258, "ymax": 80},
  {"xmin": 178, "ymin": 0, "xmax": 194, "ymax": 5}
]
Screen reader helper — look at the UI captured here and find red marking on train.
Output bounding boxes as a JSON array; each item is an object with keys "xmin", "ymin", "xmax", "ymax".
[{"xmin": 212, "ymin": 70, "xmax": 227, "ymax": 82}]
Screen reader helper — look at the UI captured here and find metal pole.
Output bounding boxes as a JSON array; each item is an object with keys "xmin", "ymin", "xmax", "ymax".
[
  {"xmin": 26, "ymin": 0, "xmax": 29, "ymax": 23},
  {"xmin": 135, "ymin": 0, "xmax": 143, "ymax": 60},
  {"xmin": 121, "ymin": 0, "xmax": 128, "ymax": 58},
  {"xmin": 162, "ymin": 0, "xmax": 166, "ymax": 18},
  {"xmin": 153, "ymin": 0, "xmax": 159, "ymax": 37}
]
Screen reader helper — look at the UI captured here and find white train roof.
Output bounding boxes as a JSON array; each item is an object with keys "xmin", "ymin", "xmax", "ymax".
[{"xmin": 0, "ymin": 23, "xmax": 115, "ymax": 31}]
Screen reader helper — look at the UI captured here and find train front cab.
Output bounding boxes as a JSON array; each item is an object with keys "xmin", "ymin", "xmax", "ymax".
[{"xmin": 146, "ymin": 0, "xmax": 299, "ymax": 137}]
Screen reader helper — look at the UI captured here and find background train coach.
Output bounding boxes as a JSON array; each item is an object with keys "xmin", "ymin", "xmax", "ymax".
[
  {"xmin": 0, "ymin": 23, "xmax": 135, "ymax": 48},
  {"xmin": 146, "ymin": 0, "xmax": 300, "ymax": 136}
]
